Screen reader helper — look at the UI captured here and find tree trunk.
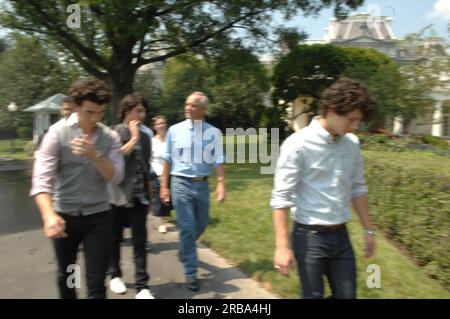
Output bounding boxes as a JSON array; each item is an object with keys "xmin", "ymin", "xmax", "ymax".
[{"xmin": 109, "ymin": 67, "xmax": 137, "ymax": 124}]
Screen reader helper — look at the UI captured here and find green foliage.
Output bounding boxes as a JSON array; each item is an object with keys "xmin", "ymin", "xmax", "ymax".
[
  {"xmin": 364, "ymin": 151, "xmax": 450, "ymax": 290},
  {"xmin": 0, "ymin": 34, "xmax": 80, "ymax": 131},
  {"xmin": 16, "ymin": 127, "xmax": 32, "ymax": 139},
  {"xmin": 151, "ymin": 49, "xmax": 270, "ymax": 129},
  {"xmin": 272, "ymin": 44, "xmax": 349, "ymax": 103},
  {"xmin": 0, "ymin": 0, "xmax": 365, "ymax": 117},
  {"xmin": 341, "ymin": 47, "xmax": 404, "ymax": 130},
  {"xmin": 423, "ymin": 134, "xmax": 450, "ymax": 149},
  {"xmin": 272, "ymin": 44, "xmax": 439, "ymax": 131},
  {"xmin": 358, "ymin": 133, "xmax": 450, "ymax": 157}
]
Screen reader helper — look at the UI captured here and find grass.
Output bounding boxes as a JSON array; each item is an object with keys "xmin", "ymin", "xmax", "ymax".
[
  {"xmin": 201, "ymin": 162, "xmax": 450, "ymax": 299},
  {"xmin": 0, "ymin": 138, "xmax": 33, "ymax": 159}
]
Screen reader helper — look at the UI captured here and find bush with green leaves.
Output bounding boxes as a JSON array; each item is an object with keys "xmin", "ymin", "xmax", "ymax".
[
  {"xmin": 17, "ymin": 127, "xmax": 32, "ymax": 139},
  {"xmin": 423, "ymin": 134, "xmax": 449, "ymax": 149},
  {"xmin": 364, "ymin": 151, "xmax": 450, "ymax": 290}
]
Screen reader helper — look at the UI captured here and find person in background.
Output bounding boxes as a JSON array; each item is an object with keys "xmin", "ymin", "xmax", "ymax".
[
  {"xmin": 107, "ymin": 94, "xmax": 154, "ymax": 299},
  {"xmin": 150, "ymin": 115, "xmax": 173, "ymax": 234},
  {"xmin": 60, "ymin": 96, "xmax": 74, "ymax": 120}
]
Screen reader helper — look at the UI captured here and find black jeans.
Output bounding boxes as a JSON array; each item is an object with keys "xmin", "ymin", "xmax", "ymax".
[
  {"xmin": 108, "ymin": 201, "xmax": 149, "ymax": 291},
  {"xmin": 52, "ymin": 210, "xmax": 113, "ymax": 299},
  {"xmin": 292, "ymin": 222, "xmax": 357, "ymax": 299}
]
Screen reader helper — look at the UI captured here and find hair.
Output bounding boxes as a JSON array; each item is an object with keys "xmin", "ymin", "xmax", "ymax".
[
  {"xmin": 319, "ymin": 78, "xmax": 373, "ymax": 119},
  {"xmin": 188, "ymin": 91, "xmax": 209, "ymax": 108},
  {"xmin": 151, "ymin": 115, "xmax": 167, "ymax": 129},
  {"xmin": 118, "ymin": 93, "xmax": 149, "ymax": 122},
  {"xmin": 61, "ymin": 96, "xmax": 74, "ymax": 106},
  {"xmin": 68, "ymin": 79, "xmax": 112, "ymax": 107}
]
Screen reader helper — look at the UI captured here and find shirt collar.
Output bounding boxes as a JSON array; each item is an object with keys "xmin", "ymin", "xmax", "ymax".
[
  {"xmin": 66, "ymin": 112, "xmax": 79, "ymax": 127},
  {"xmin": 184, "ymin": 119, "xmax": 204, "ymax": 130},
  {"xmin": 309, "ymin": 116, "xmax": 336, "ymax": 144}
]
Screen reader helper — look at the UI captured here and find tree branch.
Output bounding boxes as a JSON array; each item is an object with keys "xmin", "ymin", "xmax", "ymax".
[
  {"xmin": 26, "ymin": 0, "xmax": 109, "ymax": 69},
  {"xmin": 139, "ymin": 8, "xmax": 269, "ymax": 66}
]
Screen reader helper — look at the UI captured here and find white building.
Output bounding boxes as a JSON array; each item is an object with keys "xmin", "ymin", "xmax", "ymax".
[
  {"xmin": 23, "ymin": 93, "xmax": 67, "ymax": 142},
  {"xmin": 291, "ymin": 13, "xmax": 450, "ymax": 138}
]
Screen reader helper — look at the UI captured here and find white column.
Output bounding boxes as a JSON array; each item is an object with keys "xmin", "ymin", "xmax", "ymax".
[
  {"xmin": 393, "ymin": 117, "xmax": 403, "ymax": 135},
  {"xmin": 431, "ymin": 100, "xmax": 443, "ymax": 137}
]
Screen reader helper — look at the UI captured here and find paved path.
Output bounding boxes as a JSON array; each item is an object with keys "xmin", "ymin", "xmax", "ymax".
[{"xmin": 0, "ymin": 215, "xmax": 278, "ymax": 299}]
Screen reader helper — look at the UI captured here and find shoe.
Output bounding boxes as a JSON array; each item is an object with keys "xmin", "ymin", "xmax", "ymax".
[
  {"xmin": 135, "ymin": 288, "xmax": 155, "ymax": 299},
  {"xmin": 186, "ymin": 278, "xmax": 199, "ymax": 292},
  {"xmin": 158, "ymin": 225, "xmax": 167, "ymax": 234},
  {"xmin": 109, "ymin": 277, "xmax": 127, "ymax": 294}
]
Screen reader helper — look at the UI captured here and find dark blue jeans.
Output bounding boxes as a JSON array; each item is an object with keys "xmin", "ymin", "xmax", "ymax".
[
  {"xmin": 52, "ymin": 210, "xmax": 113, "ymax": 299},
  {"xmin": 292, "ymin": 222, "xmax": 357, "ymax": 299},
  {"xmin": 108, "ymin": 201, "xmax": 149, "ymax": 291},
  {"xmin": 171, "ymin": 176, "xmax": 210, "ymax": 279}
]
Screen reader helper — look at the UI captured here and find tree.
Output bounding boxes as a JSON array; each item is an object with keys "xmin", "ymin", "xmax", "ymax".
[
  {"xmin": 396, "ymin": 27, "xmax": 450, "ymax": 131},
  {"xmin": 207, "ymin": 46, "xmax": 270, "ymax": 130},
  {"xmin": 0, "ymin": 0, "xmax": 364, "ymax": 121},
  {"xmin": 272, "ymin": 44, "xmax": 350, "ymax": 120},
  {"xmin": 144, "ymin": 46, "xmax": 270, "ymax": 130},
  {"xmin": 341, "ymin": 47, "xmax": 404, "ymax": 130},
  {"xmin": 0, "ymin": 34, "xmax": 81, "ymax": 134}
]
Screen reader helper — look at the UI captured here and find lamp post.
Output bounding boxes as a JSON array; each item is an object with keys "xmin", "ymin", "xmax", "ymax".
[{"xmin": 7, "ymin": 102, "xmax": 18, "ymax": 153}]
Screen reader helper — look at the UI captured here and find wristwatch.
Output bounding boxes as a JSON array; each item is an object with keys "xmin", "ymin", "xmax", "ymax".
[
  {"xmin": 94, "ymin": 151, "xmax": 105, "ymax": 161},
  {"xmin": 365, "ymin": 229, "xmax": 376, "ymax": 236}
]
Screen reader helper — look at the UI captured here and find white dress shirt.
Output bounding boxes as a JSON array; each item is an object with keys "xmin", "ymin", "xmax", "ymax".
[{"xmin": 270, "ymin": 117, "xmax": 368, "ymax": 225}]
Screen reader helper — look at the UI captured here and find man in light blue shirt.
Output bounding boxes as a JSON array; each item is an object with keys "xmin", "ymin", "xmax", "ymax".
[
  {"xmin": 160, "ymin": 91, "xmax": 226, "ymax": 292},
  {"xmin": 271, "ymin": 78, "xmax": 376, "ymax": 299}
]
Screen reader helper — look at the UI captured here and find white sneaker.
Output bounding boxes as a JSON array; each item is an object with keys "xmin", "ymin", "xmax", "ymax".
[
  {"xmin": 109, "ymin": 277, "xmax": 127, "ymax": 294},
  {"xmin": 158, "ymin": 225, "xmax": 167, "ymax": 234},
  {"xmin": 135, "ymin": 288, "xmax": 155, "ymax": 299}
]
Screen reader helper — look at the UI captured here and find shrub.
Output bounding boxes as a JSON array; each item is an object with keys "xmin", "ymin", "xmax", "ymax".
[
  {"xmin": 364, "ymin": 151, "xmax": 450, "ymax": 290},
  {"xmin": 17, "ymin": 127, "xmax": 32, "ymax": 139},
  {"xmin": 422, "ymin": 134, "xmax": 449, "ymax": 149}
]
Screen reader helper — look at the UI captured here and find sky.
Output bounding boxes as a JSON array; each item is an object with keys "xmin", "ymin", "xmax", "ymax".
[{"xmin": 276, "ymin": 0, "xmax": 450, "ymax": 41}]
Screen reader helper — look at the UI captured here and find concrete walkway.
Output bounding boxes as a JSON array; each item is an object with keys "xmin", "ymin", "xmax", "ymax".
[{"xmin": 0, "ymin": 215, "xmax": 278, "ymax": 299}]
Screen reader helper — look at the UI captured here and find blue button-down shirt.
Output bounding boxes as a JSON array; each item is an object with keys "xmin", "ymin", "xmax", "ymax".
[
  {"xmin": 270, "ymin": 117, "xmax": 368, "ymax": 225},
  {"xmin": 162, "ymin": 119, "xmax": 225, "ymax": 178}
]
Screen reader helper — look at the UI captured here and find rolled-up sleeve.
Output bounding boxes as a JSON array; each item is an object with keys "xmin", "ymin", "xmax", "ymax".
[
  {"xmin": 351, "ymin": 150, "xmax": 368, "ymax": 199},
  {"xmin": 161, "ymin": 128, "xmax": 173, "ymax": 164},
  {"xmin": 108, "ymin": 130, "xmax": 125, "ymax": 185},
  {"xmin": 270, "ymin": 139, "xmax": 302, "ymax": 209},
  {"xmin": 30, "ymin": 129, "xmax": 59, "ymax": 197}
]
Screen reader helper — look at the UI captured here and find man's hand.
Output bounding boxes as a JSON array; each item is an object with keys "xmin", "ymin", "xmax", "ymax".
[
  {"xmin": 365, "ymin": 234, "xmax": 376, "ymax": 258},
  {"xmin": 128, "ymin": 120, "xmax": 141, "ymax": 140},
  {"xmin": 43, "ymin": 213, "xmax": 67, "ymax": 238},
  {"xmin": 160, "ymin": 187, "xmax": 170, "ymax": 206},
  {"xmin": 216, "ymin": 183, "xmax": 226, "ymax": 203},
  {"xmin": 274, "ymin": 246, "xmax": 295, "ymax": 276},
  {"xmin": 70, "ymin": 134, "xmax": 96, "ymax": 160}
]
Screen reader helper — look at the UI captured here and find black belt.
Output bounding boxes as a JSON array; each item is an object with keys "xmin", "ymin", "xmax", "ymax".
[
  {"xmin": 173, "ymin": 175, "xmax": 208, "ymax": 183},
  {"xmin": 295, "ymin": 222, "xmax": 346, "ymax": 232}
]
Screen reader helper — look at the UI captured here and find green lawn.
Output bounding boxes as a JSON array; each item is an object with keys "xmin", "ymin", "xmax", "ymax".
[
  {"xmin": 201, "ymin": 162, "xmax": 450, "ymax": 298},
  {"xmin": 0, "ymin": 138, "xmax": 33, "ymax": 159}
]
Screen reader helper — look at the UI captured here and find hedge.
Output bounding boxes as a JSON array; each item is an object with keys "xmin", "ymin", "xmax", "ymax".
[{"xmin": 363, "ymin": 150, "xmax": 450, "ymax": 290}]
